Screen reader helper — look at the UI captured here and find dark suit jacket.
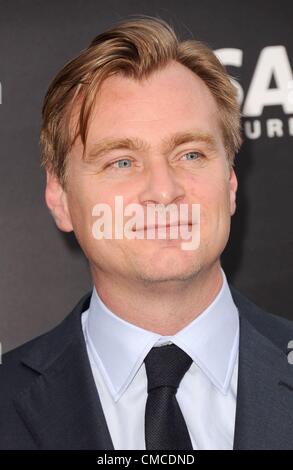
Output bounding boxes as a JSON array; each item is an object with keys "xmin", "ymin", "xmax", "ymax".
[{"xmin": 1, "ymin": 286, "xmax": 293, "ymax": 450}]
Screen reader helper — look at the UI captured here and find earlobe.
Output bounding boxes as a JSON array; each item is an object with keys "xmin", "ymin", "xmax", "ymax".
[
  {"xmin": 45, "ymin": 170, "xmax": 73, "ymax": 232},
  {"xmin": 229, "ymin": 168, "xmax": 238, "ymax": 216}
]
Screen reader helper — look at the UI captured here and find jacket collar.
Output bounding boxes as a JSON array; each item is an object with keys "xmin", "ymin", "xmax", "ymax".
[{"xmin": 230, "ymin": 286, "xmax": 293, "ymax": 449}]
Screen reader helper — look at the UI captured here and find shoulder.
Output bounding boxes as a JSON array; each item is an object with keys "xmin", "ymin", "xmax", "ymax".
[
  {"xmin": 0, "ymin": 291, "xmax": 92, "ymax": 398},
  {"xmin": 230, "ymin": 284, "xmax": 293, "ymax": 353}
]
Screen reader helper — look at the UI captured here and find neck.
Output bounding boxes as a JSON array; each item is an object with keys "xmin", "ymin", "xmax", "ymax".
[{"xmin": 90, "ymin": 262, "xmax": 223, "ymax": 336}]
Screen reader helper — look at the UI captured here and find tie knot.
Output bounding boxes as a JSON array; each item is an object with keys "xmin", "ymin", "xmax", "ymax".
[{"xmin": 144, "ymin": 343, "xmax": 192, "ymax": 393}]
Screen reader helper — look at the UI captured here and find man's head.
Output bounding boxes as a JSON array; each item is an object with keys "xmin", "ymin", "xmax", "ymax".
[{"xmin": 41, "ymin": 16, "xmax": 242, "ymax": 287}]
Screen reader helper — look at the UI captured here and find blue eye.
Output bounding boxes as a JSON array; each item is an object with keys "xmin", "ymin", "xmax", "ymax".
[
  {"xmin": 112, "ymin": 159, "xmax": 132, "ymax": 169},
  {"xmin": 182, "ymin": 152, "xmax": 201, "ymax": 161}
]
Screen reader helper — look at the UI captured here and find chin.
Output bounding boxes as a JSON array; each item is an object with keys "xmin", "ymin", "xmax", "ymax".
[
  {"xmin": 135, "ymin": 257, "xmax": 201, "ymax": 284},
  {"xmin": 137, "ymin": 271, "xmax": 199, "ymax": 284}
]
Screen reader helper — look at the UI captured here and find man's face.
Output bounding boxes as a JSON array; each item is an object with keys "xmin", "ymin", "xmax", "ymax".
[{"xmin": 46, "ymin": 61, "xmax": 237, "ymax": 285}]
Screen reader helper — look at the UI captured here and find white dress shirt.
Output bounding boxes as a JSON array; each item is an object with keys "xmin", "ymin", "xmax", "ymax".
[{"xmin": 81, "ymin": 267, "xmax": 239, "ymax": 450}]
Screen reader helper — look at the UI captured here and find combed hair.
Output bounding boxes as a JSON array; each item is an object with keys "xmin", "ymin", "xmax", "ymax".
[{"xmin": 40, "ymin": 16, "xmax": 242, "ymax": 187}]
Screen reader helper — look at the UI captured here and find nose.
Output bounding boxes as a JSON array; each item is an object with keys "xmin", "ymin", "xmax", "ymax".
[{"xmin": 138, "ymin": 159, "xmax": 186, "ymax": 207}]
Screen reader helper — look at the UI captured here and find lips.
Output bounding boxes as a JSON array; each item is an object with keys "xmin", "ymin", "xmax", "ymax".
[{"xmin": 133, "ymin": 223, "xmax": 193, "ymax": 231}]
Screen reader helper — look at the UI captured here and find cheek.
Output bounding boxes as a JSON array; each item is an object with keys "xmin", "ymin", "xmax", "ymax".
[
  {"xmin": 188, "ymin": 176, "xmax": 231, "ymax": 238},
  {"xmin": 66, "ymin": 183, "xmax": 101, "ymax": 247},
  {"xmin": 189, "ymin": 172, "xmax": 230, "ymax": 209}
]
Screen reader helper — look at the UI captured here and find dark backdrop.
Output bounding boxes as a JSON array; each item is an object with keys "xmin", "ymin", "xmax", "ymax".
[{"xmin": 0, "ymin": 0, "xmax": 292, "ymax": 353}]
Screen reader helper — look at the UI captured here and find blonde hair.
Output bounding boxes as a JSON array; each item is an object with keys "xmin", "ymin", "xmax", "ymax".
[{"xmin": 40, "ymin": 16, "xmax": 242, "ymax": 187}]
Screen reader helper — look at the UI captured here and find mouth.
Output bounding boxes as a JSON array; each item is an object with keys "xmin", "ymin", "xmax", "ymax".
[{"xmin": 133, "ymin": 223, "xmax": 194, "ymax": 232}]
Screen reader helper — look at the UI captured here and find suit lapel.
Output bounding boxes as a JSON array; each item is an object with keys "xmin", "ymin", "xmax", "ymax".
[
  {"xmin": 13, "ymin": 294, "xmax": 114, "ymax": 450},
  {"xmin": 233, "ymin": 301, "xmax": 293, "ymax": 449}
]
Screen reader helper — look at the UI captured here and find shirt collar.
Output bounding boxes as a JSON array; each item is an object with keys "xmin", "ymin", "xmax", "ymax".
[{"xmin": 83, "ymin": 268, "xmax": 239, "ymax": 402}]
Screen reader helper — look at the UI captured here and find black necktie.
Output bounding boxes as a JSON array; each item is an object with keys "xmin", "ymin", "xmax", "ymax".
[{"xmin": 144, "ymin": 343, "xmax": 193, "ymax": 450}]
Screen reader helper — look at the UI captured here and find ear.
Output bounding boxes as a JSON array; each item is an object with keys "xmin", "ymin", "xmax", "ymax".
[
  {"xmin": 229, "ymin": 167, "xmax": 238, "ymax": 216},
  {"xmin": 45, "ymin": 170, "xmax": 73, "ymax": 232}
]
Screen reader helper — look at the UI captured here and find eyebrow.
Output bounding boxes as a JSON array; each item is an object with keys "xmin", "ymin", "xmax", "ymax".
[{"xmin": 86, "ymin": 131, "xmax": 218, "ymax": 162}]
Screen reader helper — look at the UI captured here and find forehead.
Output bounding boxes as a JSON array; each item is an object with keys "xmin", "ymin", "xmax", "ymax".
[{"xmin": 70, "ymin": 62, "xmax": 224, "ymax": 159}]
